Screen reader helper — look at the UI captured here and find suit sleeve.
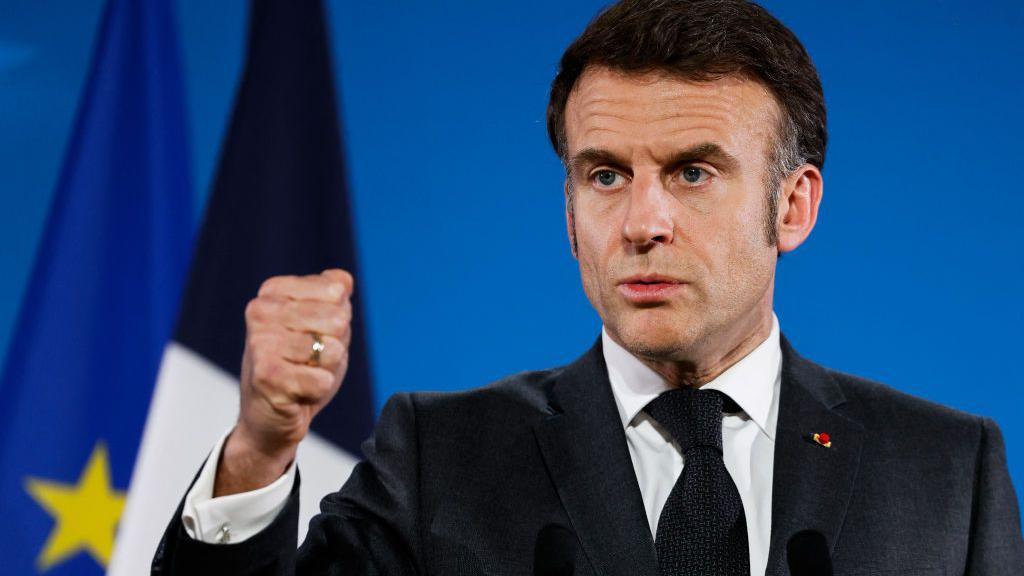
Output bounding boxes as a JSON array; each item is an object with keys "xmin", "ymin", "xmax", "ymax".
[
  {"xmin": 965, "ymin": 417, "xmax": 1024, "ymax": 575},
  {"xmin": 295, "ymin": 392, "xmax": 423, "ymax": 574},
  {"xmin": 151, "ymin": 470, "xmax": 301, "ymax": 576},
  {"xmin": 151, "ymin": 393, "xmax": 423, "ymax": 575}
]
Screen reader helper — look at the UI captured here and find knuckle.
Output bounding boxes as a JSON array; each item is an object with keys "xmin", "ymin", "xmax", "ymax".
[
  {"xmin": 322, "ymin": 272, "xmax": 352, "ymax": 301},
  {"xmin": 252, "ymin": 355, "xmax": 281, "ymax": 384},
  {"xmin": 336, "ymin": 269, "xmax": 355, "ymax": 296},
  {"xmin": 258, "ymin": 275, "xmax": 296, "ymax": 296},
  {"xmin": 322, "ymin": 268, "xmax": 350, "ymax": 286},
  {"xmin": 337, "ymin": 350, "xmax": 350, "ymax": 374},
  {"xmin": 246, "ymin": 331, "xmax": 268, "ymax": 352},
  {"xmin": 257, "ymin": 276, "xmax": 279, "ymax": 296},
  {"xmin": 246, "ymin": 297, "xmax": 281, "ymax": 324},
  {"xmin": 245, "ymin": 298, "xmax": 264, "ymax": 322},
  {"xmin": 254, "ymin": 328, "xmax": 280, "ymax": 344},
  {"xmin": 313, "ymin": 370, "xmax": 334, "ymax": 394},
  {"xmin": 251, "ymin": 356, "xmax": 269, "ymax": 381},
  {"xmin": 281, "ymin": 298, "xmax": 298, "ymax": 318},
  {"xmin": 337, "ymin": 302, "xmax": 352, "ymax": 325},
  {"xmin": 327, "ymin": 312, "xmax": 345, "ymax": 335},
  {"xmin": 325, "ymin": 280, "xmax": 344, "ymax": 301},
  {"xmin": 321, "ymin": 379, "xmax": 338, "ymax": 402},
  {"xmin": 327, "ymin": 340, "xmax": 345, "ymax": 366}
]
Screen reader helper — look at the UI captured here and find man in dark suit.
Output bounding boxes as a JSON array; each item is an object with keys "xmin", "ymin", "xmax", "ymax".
[{"xmin": 152, "ymin": 0, "xmax": 1024, "ymax": 574}]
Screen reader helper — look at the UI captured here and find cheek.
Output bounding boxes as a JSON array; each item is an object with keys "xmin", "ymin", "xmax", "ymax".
[
  {"xmin": 699, "ymin": 190, "xmax": 774, "ymax": 294},
  {"xmin": 574, "ymin": 216, "xmax": 620, "ymax": 308},
  {"xmin": 576, "ymin": 232, "xmax": 608, "ymax": 291},
  {"xmin": 727, "ymin": 200, "xmax": 767, "ymax": 254},
  {"xmin": 576, "ymin": 247, "xmax": 616, "ymax": 323},
  {"xmin": 721, "ymin": 207, "xmax": 775, "ymax": 299}
]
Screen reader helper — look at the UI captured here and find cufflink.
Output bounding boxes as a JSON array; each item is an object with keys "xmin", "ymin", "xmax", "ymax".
[
  {"xmin": 215, "ymin": 524, "xmax": 231, "ymax": 543},
  {"xmin": 811, "ymin": 432, "xmax": 832, "ymax": 448}
]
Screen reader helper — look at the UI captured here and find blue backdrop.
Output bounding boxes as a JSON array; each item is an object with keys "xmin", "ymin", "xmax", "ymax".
[{"xmin": 1, "ymin": 0, "xmax": 1021, "ymax": 512}]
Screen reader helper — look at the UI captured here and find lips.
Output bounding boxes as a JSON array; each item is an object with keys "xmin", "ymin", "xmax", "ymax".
[
  {"xmin": 616, "ymin": 275, "xmax": 685, "ymax": 304},
  {"xmin": 618, "ymin": 274, "xmax": 684, "ymax": 285}
]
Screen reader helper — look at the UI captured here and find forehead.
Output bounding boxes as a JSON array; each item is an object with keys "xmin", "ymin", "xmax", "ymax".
[{"xmin": 564, "ymin": 66, "xmax": 780, "ymax": 163}]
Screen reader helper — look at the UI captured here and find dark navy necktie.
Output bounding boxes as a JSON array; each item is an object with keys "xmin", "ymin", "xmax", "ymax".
[{"xmin": 644, "ymin": 388, "xmax": 750, "ymax": 576}]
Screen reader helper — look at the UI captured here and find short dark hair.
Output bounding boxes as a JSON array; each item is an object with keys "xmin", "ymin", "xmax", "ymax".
[{"xmin": 547, "ymin": 0, "xmax": 827, "ymax": 245}]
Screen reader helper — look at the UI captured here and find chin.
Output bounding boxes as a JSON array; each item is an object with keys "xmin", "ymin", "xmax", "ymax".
[{"xmin": 611, "ymin": 308, "xmax": 702, "ymax": 361}]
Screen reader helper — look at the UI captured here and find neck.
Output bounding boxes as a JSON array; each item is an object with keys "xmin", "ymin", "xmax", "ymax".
[{"xmin": 631, "ymin": 306, "xmax": 774, "ymax": 389}]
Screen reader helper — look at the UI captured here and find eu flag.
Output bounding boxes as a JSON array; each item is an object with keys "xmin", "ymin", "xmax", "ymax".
[{"xmin": 0, "ymin": 0, "xmax": 191, "ymax": 573}]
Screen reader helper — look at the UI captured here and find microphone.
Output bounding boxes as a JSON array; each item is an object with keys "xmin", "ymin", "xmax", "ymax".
[
  {"xmin": 534, "ymin": 524, "xmax": 578, "ymax": 576},
  {"xmin": 787, "ymin": 530, "xmax": 833, "ymax": 576}
]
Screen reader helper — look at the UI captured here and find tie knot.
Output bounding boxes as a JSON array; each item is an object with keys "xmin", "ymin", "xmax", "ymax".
[{"xmin": 644, "ymin": 389, "xmax": 733, "ymax": 453}]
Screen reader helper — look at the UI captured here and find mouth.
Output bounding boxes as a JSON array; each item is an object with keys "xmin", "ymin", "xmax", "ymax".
[{"xmin": 616, "ymin": 275, "xmax": 686, "ymax": 304}]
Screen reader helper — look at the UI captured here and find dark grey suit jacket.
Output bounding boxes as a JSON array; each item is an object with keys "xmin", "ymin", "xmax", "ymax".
[{"xmin": 152, "ymin": 336, "xmax": 1024, "ymax": 575}]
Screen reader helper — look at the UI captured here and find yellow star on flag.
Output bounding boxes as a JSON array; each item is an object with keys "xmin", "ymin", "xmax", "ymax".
[{"xmin": 25, "ymin": 442, "xmax": 126, "ymax": 571}]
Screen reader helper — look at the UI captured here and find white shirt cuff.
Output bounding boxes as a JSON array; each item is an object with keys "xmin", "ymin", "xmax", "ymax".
[{"xmin": 181, "ymin": 427, "xmax": 296, "ymax": 544}]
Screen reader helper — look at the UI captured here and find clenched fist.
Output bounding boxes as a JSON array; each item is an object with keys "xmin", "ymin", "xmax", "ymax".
[{"xmin": 215, "ymin": 269, "xmax": 354, "ymax": 497}]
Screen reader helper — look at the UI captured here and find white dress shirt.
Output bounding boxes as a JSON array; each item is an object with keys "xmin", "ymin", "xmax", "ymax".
[
  {"xmin": 184, "ymin": 314, "xmax": 782, "ymax": 576},
  {"xmin": 182, "ymin": 428, "xmax": 296, "ymax": 543},
  {"xmin": 603, "ymin": 314, "xmax": 781, "ymax": 576}
]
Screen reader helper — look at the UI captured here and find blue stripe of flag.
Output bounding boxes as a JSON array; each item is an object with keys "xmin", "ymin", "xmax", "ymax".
[{"xmin": 174, "ymin": 0, "xmax": 374, "ymax": 457}]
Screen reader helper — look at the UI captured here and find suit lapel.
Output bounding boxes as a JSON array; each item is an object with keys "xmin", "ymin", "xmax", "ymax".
[
  {"xmin": 766, "ymin": 336, "xmax": 865, "ymax": 576},
  {"xmin": 532, "ymin": 334, "xmax": 863, "ymax": 576},
  {"xmin": 533, "ymin": 338, "xmax": 659, "ymax": 576}
]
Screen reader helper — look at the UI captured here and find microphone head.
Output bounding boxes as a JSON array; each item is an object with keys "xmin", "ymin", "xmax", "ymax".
[
  {"xmin": 787, "ymin": 530, "xmax": 833, "ymax": 576},
  {"xmin": 534, "ymin": 524, "xmax": 577, "ymax": 576}
]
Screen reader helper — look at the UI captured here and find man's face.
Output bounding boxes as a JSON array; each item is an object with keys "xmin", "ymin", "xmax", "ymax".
[{"xmin": 563, "ymin": 67, "xmax": 782, "ymax": 364}]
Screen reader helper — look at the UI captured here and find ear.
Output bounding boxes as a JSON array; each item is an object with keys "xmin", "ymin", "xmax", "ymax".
[
  {"xmin": 564, "ymin": 180, "xmax": 578, "ymax": 260},
  {"xmin": 776, "ymin": 164, "xmax": 823, "ymax": 254}
]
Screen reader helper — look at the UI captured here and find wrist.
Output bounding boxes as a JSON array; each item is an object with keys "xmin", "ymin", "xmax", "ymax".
[{"xmin": 214, "ymin": 425, "xmax": 297, "ymax": 497}]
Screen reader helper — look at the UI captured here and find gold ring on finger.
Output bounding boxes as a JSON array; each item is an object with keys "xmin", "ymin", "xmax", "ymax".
[{"xmin": 308, "ymin": 332, "xmax": 325, "ymax": 367}]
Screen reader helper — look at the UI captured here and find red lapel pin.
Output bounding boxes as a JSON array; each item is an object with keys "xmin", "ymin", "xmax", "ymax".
[{"xmin": 812, "ymin": 432, "xmax": 832, "ymax": 448}]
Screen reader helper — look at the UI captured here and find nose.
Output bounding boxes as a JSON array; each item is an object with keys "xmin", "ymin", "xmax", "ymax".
[{"xmin": 621, "ymin": 174, "xmax": 674, "ymax": 249}]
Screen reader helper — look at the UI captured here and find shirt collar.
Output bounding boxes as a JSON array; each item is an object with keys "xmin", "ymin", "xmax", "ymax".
[{"xmin": 602, "ymin": 313, "xmax": 782, "ymax": 440}]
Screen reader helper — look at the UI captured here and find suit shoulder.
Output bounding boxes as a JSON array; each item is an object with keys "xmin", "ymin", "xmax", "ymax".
[
  {"xmin": 824, "ymin": 366, "xmax": 987, "ymax": 437},
  {"xmin": 371, "ymin": 367, "xmax": 565, "ymax": 450},
  {"xmin": 397, "ymin": 365, "xmax": 564, "ymax": 419}
]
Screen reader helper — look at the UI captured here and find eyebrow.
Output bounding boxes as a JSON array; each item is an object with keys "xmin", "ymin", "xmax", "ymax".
[
  {"xmin": 567, "ymin": 142, "xmax": 740, "ymax": 177},
  {"xmin": 566, "ymin": 148, "xmax": 629, "ymax": 177},
  {"xmin": 663, "ymin": 142, "xmax": 740, "ymax": 175}
]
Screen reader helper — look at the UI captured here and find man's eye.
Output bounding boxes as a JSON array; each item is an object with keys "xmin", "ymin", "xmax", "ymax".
[
  {"xmin": 680, "ymin": 166, "xmax": 709, "ymax": 184},
  {"xmin": 593, "ymin": 170, "xmax": 623, "ymax": 188}
]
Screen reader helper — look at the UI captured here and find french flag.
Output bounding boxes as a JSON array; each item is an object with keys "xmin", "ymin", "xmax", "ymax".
[{"xmin": 110, "ymin": 1, "xmax": 374, "ymax": 573}]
